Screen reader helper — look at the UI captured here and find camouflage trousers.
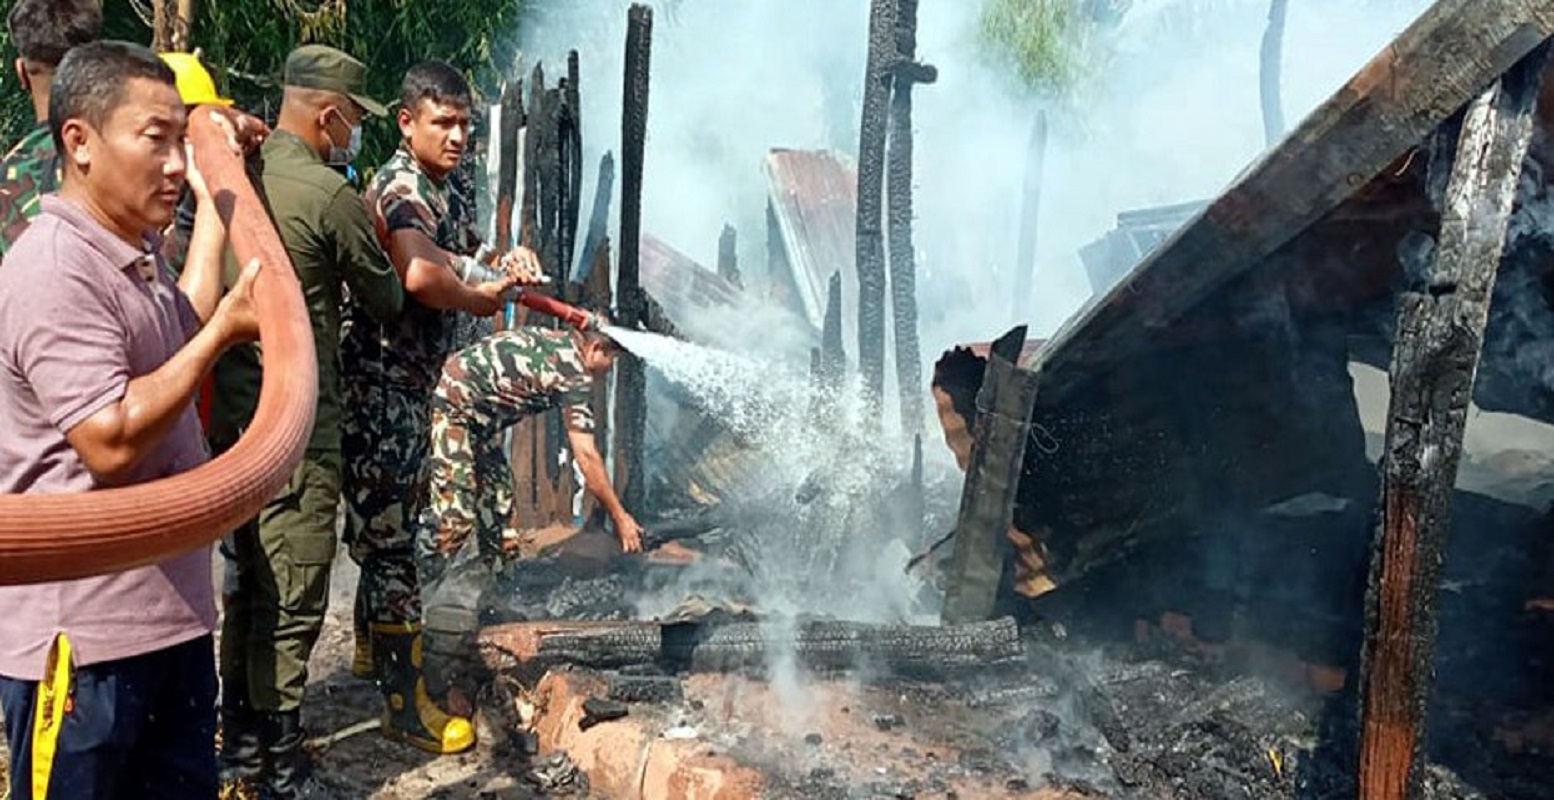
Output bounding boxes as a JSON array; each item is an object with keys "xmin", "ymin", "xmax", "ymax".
[
  {"xmin": 415, "ymin": 403, "xmax": 519, "ymax": 586},
  {"xmin": 341, "ymin": 378, "xmax": 432, "ymax": 626}
]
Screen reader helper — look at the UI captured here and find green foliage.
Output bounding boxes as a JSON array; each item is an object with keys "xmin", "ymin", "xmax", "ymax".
[
  {"xmin": 0, "ymin": 1, "xmax": 527, "ymax": 167},
  {"xmin": 978, "ymin": 0, "xmax": 1103, "ymax": 103}
]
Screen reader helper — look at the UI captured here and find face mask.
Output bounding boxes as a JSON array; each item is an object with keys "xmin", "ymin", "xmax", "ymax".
[{"xmin": 324, "ymin": 110, "xmax": 362, "ymax": 165}]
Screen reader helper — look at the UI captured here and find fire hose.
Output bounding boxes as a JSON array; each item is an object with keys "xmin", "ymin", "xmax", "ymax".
[{"xmin": 0, "ymin": 110, "xmax": 316, "ymax": 585}]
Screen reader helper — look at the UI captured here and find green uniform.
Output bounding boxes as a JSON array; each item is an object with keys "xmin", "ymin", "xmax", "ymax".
[
  {"xmin": 216, "ymin": 130, "xmax": 403, "ymax": 714},
  {"xmin": 0, "ymin": 124, "xmax": 60, "ymax": 256},
  {"xmin": 342, "ymin": 144, "xmax": 482, "ymax": 626},
  {"xmin": 417, "ymin": 328, "xmax": 594, "ymax": 582}
]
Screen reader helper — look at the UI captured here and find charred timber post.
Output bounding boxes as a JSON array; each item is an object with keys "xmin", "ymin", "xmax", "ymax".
[
  {"xmin": 566, "ymin": 50, "xmax": 584, "ymax": 284},
  {"xmin": 887, "ymin": 0, "xmax": 936, "ymax": 436},
  {"xmin": 578, "ymin": 152, "xmax": 615, "ymax": 281},
  {"xmin": 821, "ymin": 271, "xmax": 846, "ymax": 391},
  {"xmin": 855, "ymin": 0, "xmax": 896, "ymax": 422},
  {"xmin": 1011, "ymin": 110, "xmax": 1047, "ymax": 323},
  {"xmin": 521, "ymin": 63, "xmax": 544, "ymax": 252},
  {"xmin": 615, "ymin": 3, "xmax": 653, "ymax": 514},
  {"xmin": 1357, "ymin": 41, "xmax": 1549, "ymax": 800},
  {"xmin": 717, "ymin": 224, "xmax": 741, "ymax": 288},
  {"xmin": 495, "ymin": 78, "xmax": 524, "ymax": 254},
  {"xmin": 942, "ymin": 326, "xmax": 1038, "ymax": 624}
]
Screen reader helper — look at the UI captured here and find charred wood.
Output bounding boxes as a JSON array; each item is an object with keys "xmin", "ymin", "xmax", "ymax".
[
  {"xmin": 718, "ymin": 223, "xmax": 741, "ymax": 289},
  {"xmin": 942, "ymin": 326, "xmax": 1039, "ymax": 624},
  {"xmin": 495, "ymin": 78, "xmax": 524, "ymax": 253},
  {"xmin": 1357, "ymin": 41, "xmax": 1549, "ymax": 800},
  {"xmin": 578, "ymin": 152, "xmax": 615, "ymax": 283},
  {"xmin": 821, "ymin": 271, "xmax": 845, "ymax": 388},
  {"xmin": 888, "ymin": 0, "xmax": 933, "ymax": 435},
  {"xmin": 855, "ymin": 0, "xmax": 895, "ymax": 421},
  {"xmin": 616, "ymin": 3, "xmax": 654, "ymax": 513},
  {"xmin": 479, "ymin": 617, "xmax": 1022, "ymax": 679},
  {"xmin": 1012, "ymin": 110, "xmax": 1046, "ymax": 322}
]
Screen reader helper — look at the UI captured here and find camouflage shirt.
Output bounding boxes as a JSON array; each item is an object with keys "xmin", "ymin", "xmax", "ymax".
[
  {"xmin": 0, "ymin": 124, "xmax": 61, "ymax": 257},
  {"xmin": 344, "ymin": 144, "xmax": 483, "ymax": 392},
  {"xmin": 435, "ymin": 327, "xmax": 594, "ymax": 433}
]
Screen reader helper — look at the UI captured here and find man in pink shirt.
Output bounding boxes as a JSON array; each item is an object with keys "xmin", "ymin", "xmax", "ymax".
[{"xmin": 0, "ymin": 41, "xmax": 260, "ymax": 799}]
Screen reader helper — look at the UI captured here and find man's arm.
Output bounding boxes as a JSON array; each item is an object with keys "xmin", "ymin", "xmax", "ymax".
[
  {"xmin": 385, "ymin": 227, "xmax": 511, "ymax": 317},
  {"xmin": 330, "ymin": 187, "xmax": 403, "ymax": 324},
  {"xmin": 66, "ymin": 260, "xmax": 261, "ymax": 482},
  {"xmin": 566, "ymin": 425, "xmax": 643, "ymax": 553},
  {"xmin": 175, "ymin": 143, "xmax": 227, "ymax": 323}
]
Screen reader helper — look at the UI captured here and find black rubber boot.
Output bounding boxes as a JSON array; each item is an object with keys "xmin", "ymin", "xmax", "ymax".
[
  {"xmin": 219, "ymin": 684, "xmax": 265, "ymax": 797},
  {"xmin": 260, "ymin": 710, "xmax": 315, "ymax": 800}
]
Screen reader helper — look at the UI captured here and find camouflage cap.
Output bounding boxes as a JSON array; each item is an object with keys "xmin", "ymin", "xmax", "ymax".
[{"xmin": 283, "ymin": 44, "xmax": 387, "ymax": 116}]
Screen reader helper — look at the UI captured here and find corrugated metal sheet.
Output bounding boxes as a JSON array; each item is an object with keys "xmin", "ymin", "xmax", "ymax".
[
  {"xmin": 764, "ymin": 149, "xmax": 858, "ymax": 348},
  {"xmin": 639, "ymin": 233, "xmax": 741, "ymax": 329}
]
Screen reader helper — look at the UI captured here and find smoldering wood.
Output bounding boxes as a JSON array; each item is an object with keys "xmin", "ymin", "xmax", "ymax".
[
  {"xmin": 479, "ymin": 616, "xmax": 1022, "ymax": 679},
  {"xmin": 1357, "ymin": 41, "xmax": 1549, "ymax": 800},
  {"xmin": 1011, "ymin": 110, "xmax": 1047, "ymax": 322},
  {"xmin": 615, "ymin": 3, "xmax": 654, "ymax": 514},
  {"xmin": 887, "ymin": 0, "xmax": 933, "ymax": 436},
  {"xmin": 854, "ymin": 0, "xmax": 896, "ymax": 420},
  {"xmin": 521, "ymin": 62, "xmax": 544, "ymax": 251},
  {"xmin": 942, "ymin": 326, "xmax": 1039, "ymax": 625},
  {"xmin": 718, "ymin": 224, "xmax": 741, "ymax": 288},
  {"xmin": 566, "ymin": 50, "xmax": 584, "ymax": 283},
  {"xmin": 1260, "ymin": 0, "xmax": 1289, "ymax": 145}
]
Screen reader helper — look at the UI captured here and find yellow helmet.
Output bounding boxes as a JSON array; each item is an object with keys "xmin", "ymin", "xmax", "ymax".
[{"xmin": 158, "ymin": 51, "xmax": 233, "ymax": 107}]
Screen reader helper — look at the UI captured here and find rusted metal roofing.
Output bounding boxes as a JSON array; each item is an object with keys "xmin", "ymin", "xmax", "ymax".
[
  {"xmin": 764, "ymin": 149, "xmax": 858, "ymax": 346},
  {"xmin": 639, "ymin": 233, "xmax": 741, "ymax": 328}
]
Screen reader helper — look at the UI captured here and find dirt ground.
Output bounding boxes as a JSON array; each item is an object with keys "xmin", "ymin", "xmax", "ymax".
[{"xmin": 0, "ymin": 546, "xmax": 539, "ymax": 800}]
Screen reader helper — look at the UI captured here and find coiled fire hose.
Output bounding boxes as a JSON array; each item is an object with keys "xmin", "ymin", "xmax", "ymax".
[{"xmin": 0, "ymin": 110, "xmax": 317, "ymax": 585}]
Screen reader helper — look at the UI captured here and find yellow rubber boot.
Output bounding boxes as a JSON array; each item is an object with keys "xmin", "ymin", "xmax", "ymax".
[
  {"xmin": 370, "ymin": 622, "xmax": 475, "ymax": 755},
  {"xmin": 351, "ymin": 591, "xmax": 374, "ymax": 679}
]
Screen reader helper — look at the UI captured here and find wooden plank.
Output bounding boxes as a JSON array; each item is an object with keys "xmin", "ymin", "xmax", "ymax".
[
  {"xmin": 855, "ymin": 0, "xmax": 895, "ymax": 419},
  {"xmin": 717, "ymin": 223, "xmax": 741, "ymax": 288},
  {"xmin": 495, "ymin": 79, "xmax": 524, "ymax": 253},
  {"xmin": 615, "ymin": 3, "xmax": 653, "ymax": 514},
  {"xmin": 1026, "ymin": 0, "xmax": 1554, "ymax": 398},
  {"xmin": 942, "ymin": 326, "xmax": 1039, "ymax": 624},
  {"xmin": 1357, "ymin": 40, "xmax": 1550, "ymax": 800}
]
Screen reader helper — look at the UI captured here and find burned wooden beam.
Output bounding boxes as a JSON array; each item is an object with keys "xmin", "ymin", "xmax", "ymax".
[
  {"xmin": 821, "ymin": 270, "xmax": 845, "ymax": 389},
  {"xmin": 1011, "ymin": 110, "xmax": 1046, "ymax": 322},
  {"xmin": 717, "ymin": 223, "xmax": 741, "ymax": 289},
  {"xmin": 479, "ymin": 616, "xmax": 1023, "ymax": 679},
  {"xmin": 855, "ymin": 0, "xmax": 895, "ymax": 420},
  {"xmin": 1357, "ymin": 41, "xmax": 1549, "ymax": 800},
  {"xmin": 615, "ymin": 3, "xmax": 653, "ymax": 514},
  {"xmin": 1025, "ymin": 0, "xmax": 1554, "ymax": 401},
  {"xmin": 495, "ymin": 78, "xmax": 524, "ymax": 253},
  {"xmin": 565, "ymin": 49, "xmax": 584, "ymax": 284},
  {"xmin": 521, "ymin": 62, "xmax": 544, "ymax": 252},
  {"xmin": 942, "ymin": 326, "xmax": 1039, "ymax": 625},
  {"xmin": 578, "ymin": 152, "xmax": 615, "ymax": 282},
  {"xmin": 887, "ymin": 0, "xmax": 933, "ymax": 435}
]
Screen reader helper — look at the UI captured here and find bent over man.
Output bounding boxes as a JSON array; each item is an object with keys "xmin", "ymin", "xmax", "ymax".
[
  {"xmin": 0, "ymin": 41, "xmax": 260, "ymax": 799},
  {"xmin": 417, "ymin": 327, "xmax": 645, "ymax": 586}
]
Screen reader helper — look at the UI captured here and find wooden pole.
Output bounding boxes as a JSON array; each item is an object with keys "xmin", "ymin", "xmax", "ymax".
[
  {"xmin": 942, "ymin": 326, "xmax": 1038, "ymax": 625},
  {"xmin": 578, "ymin": 152, "xmax": 616, "ymax": 283},
  {"xmin": 855, "ymin": 0, "xmax": 895, "ymax": 421},
  {"xmin": 1357, "ymin": 41, "xmax": 1549, "ymax": 800},
  {"xmin": 1011, "ymin": 110, "xmax": 1047, "ymax": 323},
  {"xmin": 614, "ymin": 4, "xmax": 653, "ymax": 514},
  {"xmin": 821, "ymin": 271, "xmax": 845, "ymax": 391},
  {"xmin": 565, "ymin": 50, "xmax": 584, "ymax": 286},
  {"xmin": 495, "ymin": 79, "xmax": 525, "ymax": 253},
  {"xmin": 717, "ymin": 224, "xmax": 741, "ymax": 289},
  {"xmin": 1259, "ymin": 0, "xmax": 1289, "ymax": 145},
  {"xmin": 887, "ymin": 0, "xmax": 935, "ymax": 436}
]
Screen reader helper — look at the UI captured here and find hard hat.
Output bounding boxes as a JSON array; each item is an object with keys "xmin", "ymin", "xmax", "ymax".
[{"xmin": 159, "ymin": 51, "xmax": 233, "ymax": 107}]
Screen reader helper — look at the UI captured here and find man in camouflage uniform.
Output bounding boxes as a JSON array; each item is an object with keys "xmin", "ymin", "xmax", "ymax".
[
  {"xmin": 341, "ymin": 60, "xmax": 542, "ymax": 754},
  {"xmin": 0, "ymin": 0, "xmax": 101, "ymax": 255},
  {"xmin": 418, "ymin": 327, "xmax": 644, "ymax": 584}
]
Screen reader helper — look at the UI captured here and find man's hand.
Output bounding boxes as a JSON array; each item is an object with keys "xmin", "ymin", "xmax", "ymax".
[
  {"xmin": 613, "ymin": 511, "xmax": 644, "ymax": 554},
  {"xmin": 214, "ymin": 258, "xmax": 263, "ymax": 344},
  {"xmin": 498, "ymin": 246, "xmax": 547, "ymax": 286},
  {"xmin": 467, "ymin": 274, "xmax": 518, "ymax": 317},
  {"xmin": 204, "ymin": 106, "xmax": 269, "ymax": 156}
]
